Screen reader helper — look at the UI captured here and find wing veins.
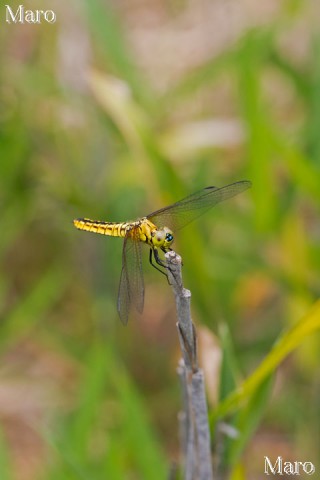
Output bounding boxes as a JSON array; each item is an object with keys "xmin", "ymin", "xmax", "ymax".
[
  {"xmin": 148, "ymin": 180, "xmax": 251, "ymax": 231},
  {"xmin": 117, "ymin": 227, "xmax": 144, "ymax": 325}
]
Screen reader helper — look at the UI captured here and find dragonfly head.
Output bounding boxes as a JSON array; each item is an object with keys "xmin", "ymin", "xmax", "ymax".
[{"xmin": 151, "ymin": 227, "xmax": 174, "ymax": 250}]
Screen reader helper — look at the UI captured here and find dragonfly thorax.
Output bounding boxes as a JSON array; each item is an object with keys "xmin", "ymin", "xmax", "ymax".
[{"xmin": 151, "ymin": 226, "xmax": 174, "ymax": 251}]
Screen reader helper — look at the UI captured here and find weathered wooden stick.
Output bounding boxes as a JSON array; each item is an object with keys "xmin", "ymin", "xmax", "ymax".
[{"xmin": 166, "ymin": 250, "xmax": 213, "ymax": 480}]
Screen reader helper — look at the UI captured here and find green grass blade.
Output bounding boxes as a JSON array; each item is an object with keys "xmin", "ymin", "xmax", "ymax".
[
  {"xmin": 0, "ymin": 428, "xmax": 13, "ymax": 480},
  {"xmin": 213, "ymin": 299, "xmax": 320, "ymax": 420},
  {"xmin": 83, "ymin": 0, "xmax": 152, "ymax": 107},
  {"xmin": 1, "ymin": 265, "xmax": 69, "ymax": 349},
  {"xmin": 227, "ymin": 375, "xmax": 273, "ymax": 467},
  {"xmin": 218, "ymin": 323, "xmax": 241, "ymax": 402}
]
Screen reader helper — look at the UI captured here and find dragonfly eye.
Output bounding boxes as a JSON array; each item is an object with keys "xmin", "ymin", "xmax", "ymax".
[
  {"xmin": 164, "ymin": 229, "xmax": 174, "ymax": 248},
  {"xmin": 166, "ymin": 233, "xmax": 173, "ymax": 243}
]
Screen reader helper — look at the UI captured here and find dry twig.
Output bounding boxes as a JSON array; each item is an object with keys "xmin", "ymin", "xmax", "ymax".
[{"xmin": 165, "ymin": 250, "xmax": 213, "ymax": 480}]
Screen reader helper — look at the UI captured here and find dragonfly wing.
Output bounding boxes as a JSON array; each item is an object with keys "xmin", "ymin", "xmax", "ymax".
[
  {"xmin": 148, "ymin": 180, "xmax": 251, "ymax": 231},
  {"xmin": 117, "ymin": 228, "xmax": 144, "ymax": 325}
]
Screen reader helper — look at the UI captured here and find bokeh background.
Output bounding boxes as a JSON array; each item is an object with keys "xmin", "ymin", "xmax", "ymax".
[{"xmin": 1, "ymin": 0, "xmax": 320, "ymax": 478}]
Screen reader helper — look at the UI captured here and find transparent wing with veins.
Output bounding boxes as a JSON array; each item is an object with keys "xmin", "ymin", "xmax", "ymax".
[
  {"xmin": 148, "ymin": 180, "xmax": 251, "ymax": 232},
  {"xmin": 117, "ymin": 227, "xmax": 144, "ymax": 325}
]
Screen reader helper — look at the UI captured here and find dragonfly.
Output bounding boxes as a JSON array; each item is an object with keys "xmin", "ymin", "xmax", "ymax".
[{"xmin": 74, "ymin": 180, "xmax": 251, "ymax": 325}]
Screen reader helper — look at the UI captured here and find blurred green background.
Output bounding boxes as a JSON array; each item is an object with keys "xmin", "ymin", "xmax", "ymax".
[{"xmin": 1, "ymin": 0, "xmax": 320, "ymax": 478}]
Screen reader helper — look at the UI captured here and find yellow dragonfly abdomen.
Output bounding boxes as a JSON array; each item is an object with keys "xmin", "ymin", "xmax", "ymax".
[
  {"xmin": 74, "ymin": 218, "xmax": 135, "ymax": 237},
  {"xmin": 73, "ymin": 217, "xmax": 160, "ymax": 245}
]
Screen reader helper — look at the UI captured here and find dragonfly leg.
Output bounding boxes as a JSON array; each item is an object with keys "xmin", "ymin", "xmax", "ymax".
[
  {"xmin": 153, "ymin": 247, "xmax": 180, "ymax": 286},
  {"xmin": 149, "ymin": 248, "xmax": 168, "ymax": 277},
  {"xmin": 160, "ymin": 247, "xmax": 183, "ymax": 286},
  {"xmin": 150, "ymin": 248, "xmax": 179, "ymax": 287}
]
